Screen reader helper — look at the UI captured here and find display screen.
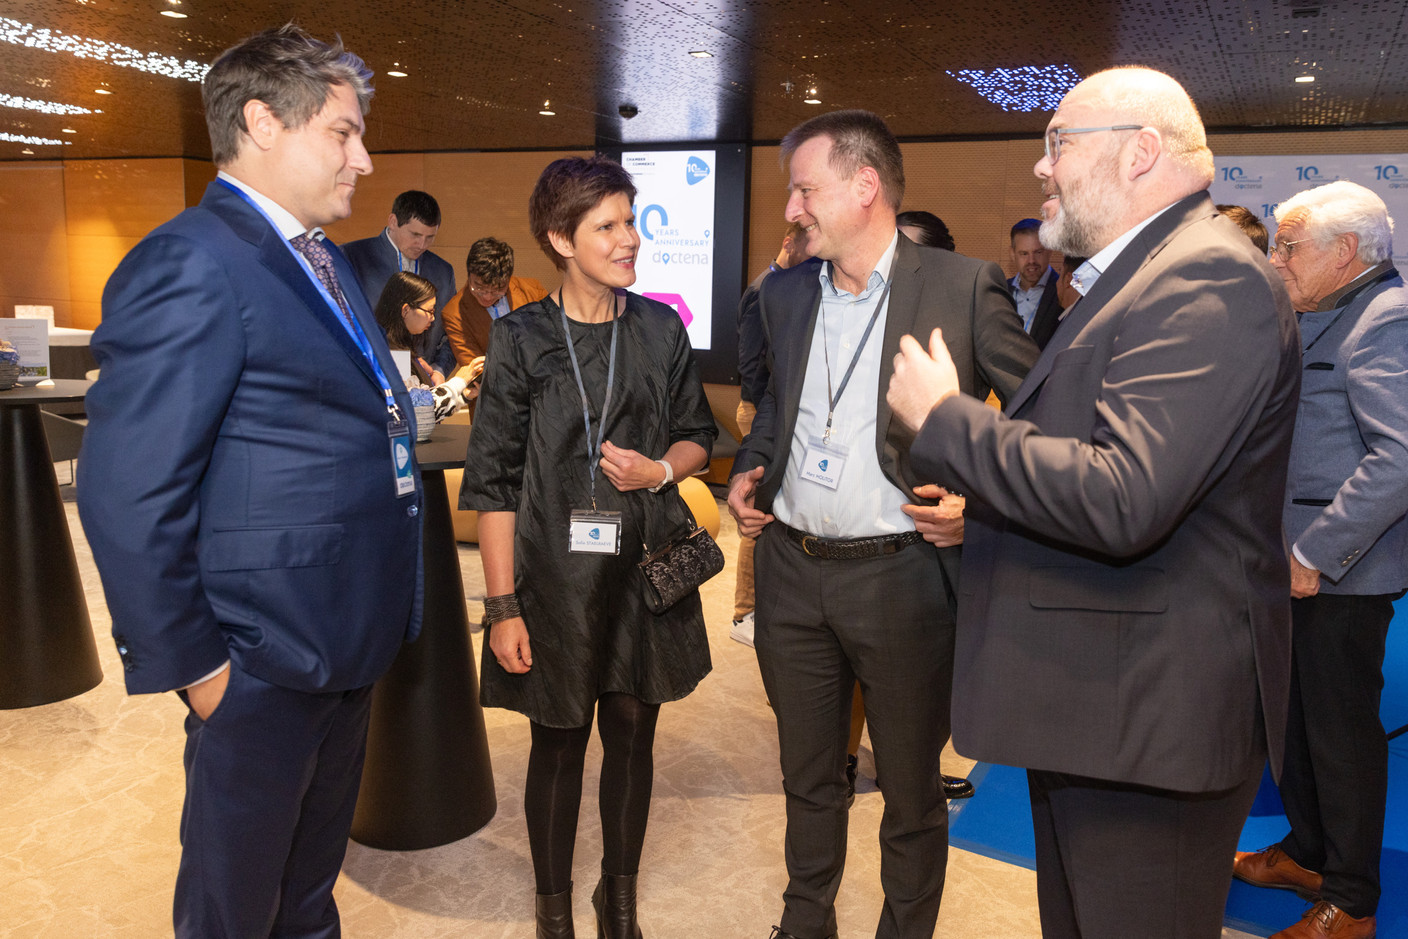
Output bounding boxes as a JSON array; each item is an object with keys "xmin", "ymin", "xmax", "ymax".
[{"xmin": 622, "ymin": 149, "xmax": 719, "ymax": 350}]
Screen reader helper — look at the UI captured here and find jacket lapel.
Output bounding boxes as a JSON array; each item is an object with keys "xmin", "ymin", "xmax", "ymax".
[
  {"xmin": 876, "ymin": 234, "xmax": 921, "ymax": 452},
  {"xmin": 203, "ymin": 183, "xmax": 383, "ymax": 392},
  {"xmin": 1004, "ymin": 192, "xmax": 1217, "ymax": 416}
]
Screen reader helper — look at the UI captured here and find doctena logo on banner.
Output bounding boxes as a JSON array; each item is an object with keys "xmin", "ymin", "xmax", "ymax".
[
  {"xmin": 1373, "ymin": 164, "xmax": 1408, "ymax": 188},
  {"xmin": 685, "ymin": 156, "xmax": 710, "ymax": 185},
  {"xmin": 1219, "ymin": 166, "xmax": 1264, "ymax": 190},
  {"xmin": 1294, "ymin": 165, "xmax": 1338, "ymax": 184}
]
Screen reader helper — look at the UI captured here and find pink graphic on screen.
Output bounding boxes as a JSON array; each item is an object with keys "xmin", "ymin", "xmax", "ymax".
[{"xmin": 642, "ymin": 292, "xmax": 693, "ymax": 328}]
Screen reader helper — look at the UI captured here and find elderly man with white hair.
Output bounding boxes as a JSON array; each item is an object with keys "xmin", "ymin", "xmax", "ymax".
[
  {"xmin": 1232, "ymin": 180, "xmax": 1408, "ymax": 939},
  {"xmin": 887, "ymin": 66, "xmax": 1300, "ymax": 938}
]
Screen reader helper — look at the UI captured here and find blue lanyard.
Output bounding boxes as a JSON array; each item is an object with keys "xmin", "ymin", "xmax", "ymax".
[
  {"xmin": 217, "ymin": 179, "xmax": 401, "ymax": 417},
  {"xmin": 555, "ymin": 291, "xmax": 619, "ymax": 510},
  {"xmin": 388, "ymin": 229, "xmax": 420, "ymax": 275}
]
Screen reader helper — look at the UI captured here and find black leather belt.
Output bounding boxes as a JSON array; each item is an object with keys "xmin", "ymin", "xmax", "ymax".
[{"xmin": 780, "ymin": 523, "xmax": 925, "ymax": 560}]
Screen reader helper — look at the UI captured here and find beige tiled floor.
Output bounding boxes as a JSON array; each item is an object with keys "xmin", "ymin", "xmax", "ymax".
[{"xmin": 0, "ymin": 466, "xmax": 1259, "ymax": 938}]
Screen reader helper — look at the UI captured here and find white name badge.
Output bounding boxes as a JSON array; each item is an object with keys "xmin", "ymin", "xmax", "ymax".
[
  {"xmin": 799, "ymin": 436, "xmax": 848, "ymax": 491},
  {"xmin": 568, "ymin": 510, "xmax": 622, "ymax": 555}
]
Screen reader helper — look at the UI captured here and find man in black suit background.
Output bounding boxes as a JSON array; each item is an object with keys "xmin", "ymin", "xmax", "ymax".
[
  {"xmin": 888, "ymin": 66, "xmax": 1299, "ymax": 939},
  {"xmin": 727, "ymin": 109, "xmax": 1037, "ymax": 939},
  {"xmin": 1009, "ymin": 216, "xmax": 1063, "ymax": 349}
]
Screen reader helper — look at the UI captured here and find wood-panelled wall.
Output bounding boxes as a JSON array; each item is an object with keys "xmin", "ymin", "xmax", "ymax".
[{"xmin": 5, "ymin": 128, "xmax": 1407, "ymax": 332}]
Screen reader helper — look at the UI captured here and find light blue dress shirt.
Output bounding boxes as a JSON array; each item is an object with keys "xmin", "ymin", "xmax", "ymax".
[{"xmin": 773, "ymin": 233, "xmax": 913, "ymax": 538}]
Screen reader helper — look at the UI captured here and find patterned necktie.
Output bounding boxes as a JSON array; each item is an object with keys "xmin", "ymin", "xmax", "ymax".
[{"xmin": 290, "ymin": 234, "xmax": 354, "ymax": 327}]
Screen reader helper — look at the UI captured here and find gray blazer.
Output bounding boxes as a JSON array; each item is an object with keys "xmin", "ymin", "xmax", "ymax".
[
  {"xmin": 1288, "ymin": 267, "xmax": 1408, "ymax": 596},
  {"xmin": 911, "ymin": 192, "xmax": 1301, "ymax": 792}
]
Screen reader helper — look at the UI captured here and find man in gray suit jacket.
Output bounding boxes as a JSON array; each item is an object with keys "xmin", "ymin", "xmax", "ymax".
[
  {"xmin": 728, "ymin": 110, "xmax": 1037, "ymax": 939},
  {"xmin": 888, "ymin": 68, "xmax": 1300, "ymax": 938},
  {"xmin": 1233, "ymin": 181, "xmax": 1408, "ymax": 939}
]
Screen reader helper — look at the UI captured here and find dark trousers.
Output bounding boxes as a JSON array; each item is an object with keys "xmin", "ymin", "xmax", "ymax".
[
  {"xmin": 1278, "ymin": 591, "xmax": 1398, "ymax": 918},
  {"xmin": 1028, "ymin": 766, "xmax": 1262, "ymax": 939},
  {"xmin": 753, "ymin": 523, "xmax": 954, "ymax": 939},
  {"xmin": 174, "ymin": 662, "xmax": 374, "ymax": 939}
]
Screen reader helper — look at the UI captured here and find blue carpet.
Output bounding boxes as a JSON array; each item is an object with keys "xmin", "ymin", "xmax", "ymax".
[{"xmin": 947, "ymin": 599, "xmax": 1408, "ymax": 936}]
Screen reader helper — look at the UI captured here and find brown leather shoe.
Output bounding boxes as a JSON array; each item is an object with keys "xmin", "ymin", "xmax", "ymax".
[
  {"xmin": 1270, "ymin": 901, "xmax": 1375, "ymax": 939},
  {"xmin": 1233, "ymin": 845, "xmax": 1323, "ymax": 898}
]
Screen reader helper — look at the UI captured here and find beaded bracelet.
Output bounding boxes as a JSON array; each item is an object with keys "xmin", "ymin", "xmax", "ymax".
[{"xmin": 483, "ymin": 593, "xmax": 522, "ymax": 624}]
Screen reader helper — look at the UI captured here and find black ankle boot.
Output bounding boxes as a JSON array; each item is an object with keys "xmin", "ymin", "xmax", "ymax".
[
  {"xmin": 535, "ymin": 885, "xmax": 575, "ymax": 939},
  {"xmin": 591, "ymin": 868, "xmax": 643, "ymax": 939}
]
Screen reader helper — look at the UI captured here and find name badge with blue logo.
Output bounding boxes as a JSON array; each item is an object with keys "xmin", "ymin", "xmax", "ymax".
[
  {"xmin": 388, "ymin": 418, "xmax": 416, "ymax": 497},
  {"xmin": 800, "ymin": 436, "xmax": 848, "ymax": 491},
  {"xmin": 568, "ymin": 509, "xmax": 622, "ymax": 555}
]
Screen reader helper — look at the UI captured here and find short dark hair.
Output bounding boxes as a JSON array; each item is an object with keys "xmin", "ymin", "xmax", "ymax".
[
  {"xmin": 1216, "ymin": 204, "xmax": 1270, "ymax": 255},
  {"xmin": 391, "ymin": 190, "xmax": 441, "ymax": 227},
  {"xmin": 466, "ymin": 238, "xmax": 515, "ymax": 286},
  {"xmin": 780, "ymin": 110, "xmax": 905, "ymax": 211},
  {"xmin": 202, "ymin": 24, "xmax": 372, "ymax": 167},
  {"xmin": 1062, "ymin": 255, "xmax": 1088, "ymax": 273},
  {"xmin": 896, "ymin": 210, "xmax": 955, "ymax": 251},
  {"xmin": 529, "ymin": 156, "xmax": 638, "ymax": 270},
  {"xmin": 1010, "ymin": 218, "xmax": 1043, "ymax": 244},
  {"xmin": 373, "ymin": 271, "xmax": 437, "ymax": 352}
]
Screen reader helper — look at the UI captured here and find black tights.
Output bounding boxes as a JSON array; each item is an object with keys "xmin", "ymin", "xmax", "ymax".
[{"xmin": 525, "ymin": 692, "xmax": 661, "ymax": 895}]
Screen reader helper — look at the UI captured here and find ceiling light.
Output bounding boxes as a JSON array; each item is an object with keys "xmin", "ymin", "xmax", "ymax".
[
  {"xmin": 0, "ymin": 18, "xmax": 209, "ymax": 81},
  {"xmin": 1295, "ymin": 75, "xmax": 1315, "ymax": 83},
  {"xmin": 61, "ymin": 127, "xmax": 76, "ymax": 133},
  {"xmin": 947, "ymin": 64, "xmax": 1082, "ymax": 112},
  {"xmin": 0, "ymin": 92, "xmax": 92, "ymax": 115},
  {"xmin": 539, "ymin": 100, "xmax": 555, "ymax": 116},
  {"xmin": 688, "ymin": 50, "xmax": 713, "ymax": 58},
  {"xmin": 161, "ymin": 0, "xmax": 187, "ymax": 17},
  {"xmin": 94, "ymin": 87, "xmax": 111, "ymax": 94},
  {"xmin": 21, "ymin": 148, "xmax": 33, "ymax": 154},
  {"xmin": 386, "ymin": 68, "xmax": 408, "ymax": 78},
  {"xmin": 804, "ymin": 87, "xmax": 821, "ymax": 104},
  {"xmin": 1, "ymin": 131, "xmax": 68, "ymax": 145}
]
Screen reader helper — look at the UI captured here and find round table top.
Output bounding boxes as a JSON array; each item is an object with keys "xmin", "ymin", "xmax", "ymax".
[
  {"xmin": 415, "ymin": 420, "xmax": 470, "ymax": 471},
  {"xmin": 0, "ymin": 379, "xmax": 93, "ymax": 406}
]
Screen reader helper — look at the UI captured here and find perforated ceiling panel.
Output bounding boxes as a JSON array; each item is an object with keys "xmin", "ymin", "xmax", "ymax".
[{"xmin": 1, "ymin": 0, "xmax": 1406, "ymax": 161}]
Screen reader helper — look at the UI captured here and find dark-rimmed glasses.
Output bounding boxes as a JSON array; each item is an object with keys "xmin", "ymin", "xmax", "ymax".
[{"xmin": 1271, "ymin": 239, "xmax": 1308, "ymax": 262}]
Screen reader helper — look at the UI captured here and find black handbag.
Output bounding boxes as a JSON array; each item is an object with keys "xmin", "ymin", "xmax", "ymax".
[{"xmin": 637, "ymin": 524, "xmax": 725, "ymax": 614}]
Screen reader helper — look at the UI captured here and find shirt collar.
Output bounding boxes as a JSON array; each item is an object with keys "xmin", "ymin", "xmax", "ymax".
[
  {"xmin": 1314, "ymin": 260, "xmax": 1395, "ymax": 312},
  {"xmin": 1069, "ymin": 203, "xmax": 1176, "ymax": 298},
  {"xmin": 1009, "ymin": 265, "xmax": 1054, "ymax": 292},
  {"xmin": 818, "ymin": 230, "xmax": 900, "ymax": 299},
  {"xmin": 216, "ymin": 170, "xmax": 310, "ymax": 240}
]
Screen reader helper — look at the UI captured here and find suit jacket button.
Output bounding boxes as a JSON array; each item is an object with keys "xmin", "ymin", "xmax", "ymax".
[{"xmin": 407, "ymin": 503, "xmax": 419, "ymax": 517}]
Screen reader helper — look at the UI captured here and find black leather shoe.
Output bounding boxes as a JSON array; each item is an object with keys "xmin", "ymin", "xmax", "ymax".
[
  {"xmin": 942, "ymin": 773, "xmax": 974, "ymax": 799},
  {"xmin": 769, "ymin": 928, "xmax": 836, "ymax": 939},
  {"xmin": 536, "ymin": 885, "xmax": 575, "ymax": 939},
  {"xmin": 845, "ymin": 754, "xmax": 858, "ymax": 807},
  {"xmin": 592, "ymin": 867, "xmax": 643, "ymax": 939}
]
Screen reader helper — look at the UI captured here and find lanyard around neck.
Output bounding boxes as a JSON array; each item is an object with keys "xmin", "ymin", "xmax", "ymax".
[
  {"xmin": 556, "ymin": 291, "xmax": 619, "ymax": 510},
  {"xmin": 820, "ymin": 269, "xmax": 892, "ymax": 444}
]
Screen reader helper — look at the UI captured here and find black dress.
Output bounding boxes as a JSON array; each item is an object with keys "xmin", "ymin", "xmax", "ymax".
[{"xmin": 459, "ymin": 292, "xmax": 717, "ymax": 727}]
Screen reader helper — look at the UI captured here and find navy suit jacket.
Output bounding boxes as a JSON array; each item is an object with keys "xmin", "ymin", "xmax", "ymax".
[
  {"xmin": 1288, "ymin": 267, "xmax": 1408, "ymax": 595},
  {"xmin": 79, "ymin": 181, "xmax": 423, "ymax": 696},
  {"xmin": 1027, "ymin": 273, "xmax": 1064, "ymax": 350},
  {"xmin": 913, "ymin": 193, "xmax": 1299, "ymax": 791},
  {"xmin": 341, "ymin": 232, "xmax": 457, "ymax": 376}
]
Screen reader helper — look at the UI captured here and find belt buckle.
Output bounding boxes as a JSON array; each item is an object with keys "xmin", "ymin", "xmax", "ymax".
[{"xmin": 800, "ymin": 534, "xmax": 823, "ymax": 558}]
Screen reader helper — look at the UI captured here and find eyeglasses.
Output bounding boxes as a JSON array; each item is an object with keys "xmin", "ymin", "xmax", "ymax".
[
  {"xmin": 1271, "ymin": 239, "xmax": 1308, "ymax": 262},
  {"xmin": 1043, "ymin": 125, "xmax": 1143, "ymax": 164},
  {"xmin": 406, "ymin": 303, "xmax": 435, "ymax": 318}
]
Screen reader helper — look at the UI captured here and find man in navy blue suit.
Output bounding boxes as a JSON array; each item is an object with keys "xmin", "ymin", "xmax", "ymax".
[
  {"xmin": 341, "ymin": 189, "xmax": 458, "ymax": 379},
  {"xmin": 78, "ymin": 25, "xmax": 422, "ymax": 938}
]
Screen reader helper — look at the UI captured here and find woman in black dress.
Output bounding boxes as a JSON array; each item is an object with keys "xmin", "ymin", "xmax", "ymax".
[{"xmin": 460, "ymin": 156, "xmax": 716, "ymax": 939}]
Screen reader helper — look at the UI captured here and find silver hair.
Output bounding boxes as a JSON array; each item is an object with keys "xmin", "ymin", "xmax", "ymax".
[{"xmin": 1275, "ymin": 180, "xmax": 1395, "ymax": 264}]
